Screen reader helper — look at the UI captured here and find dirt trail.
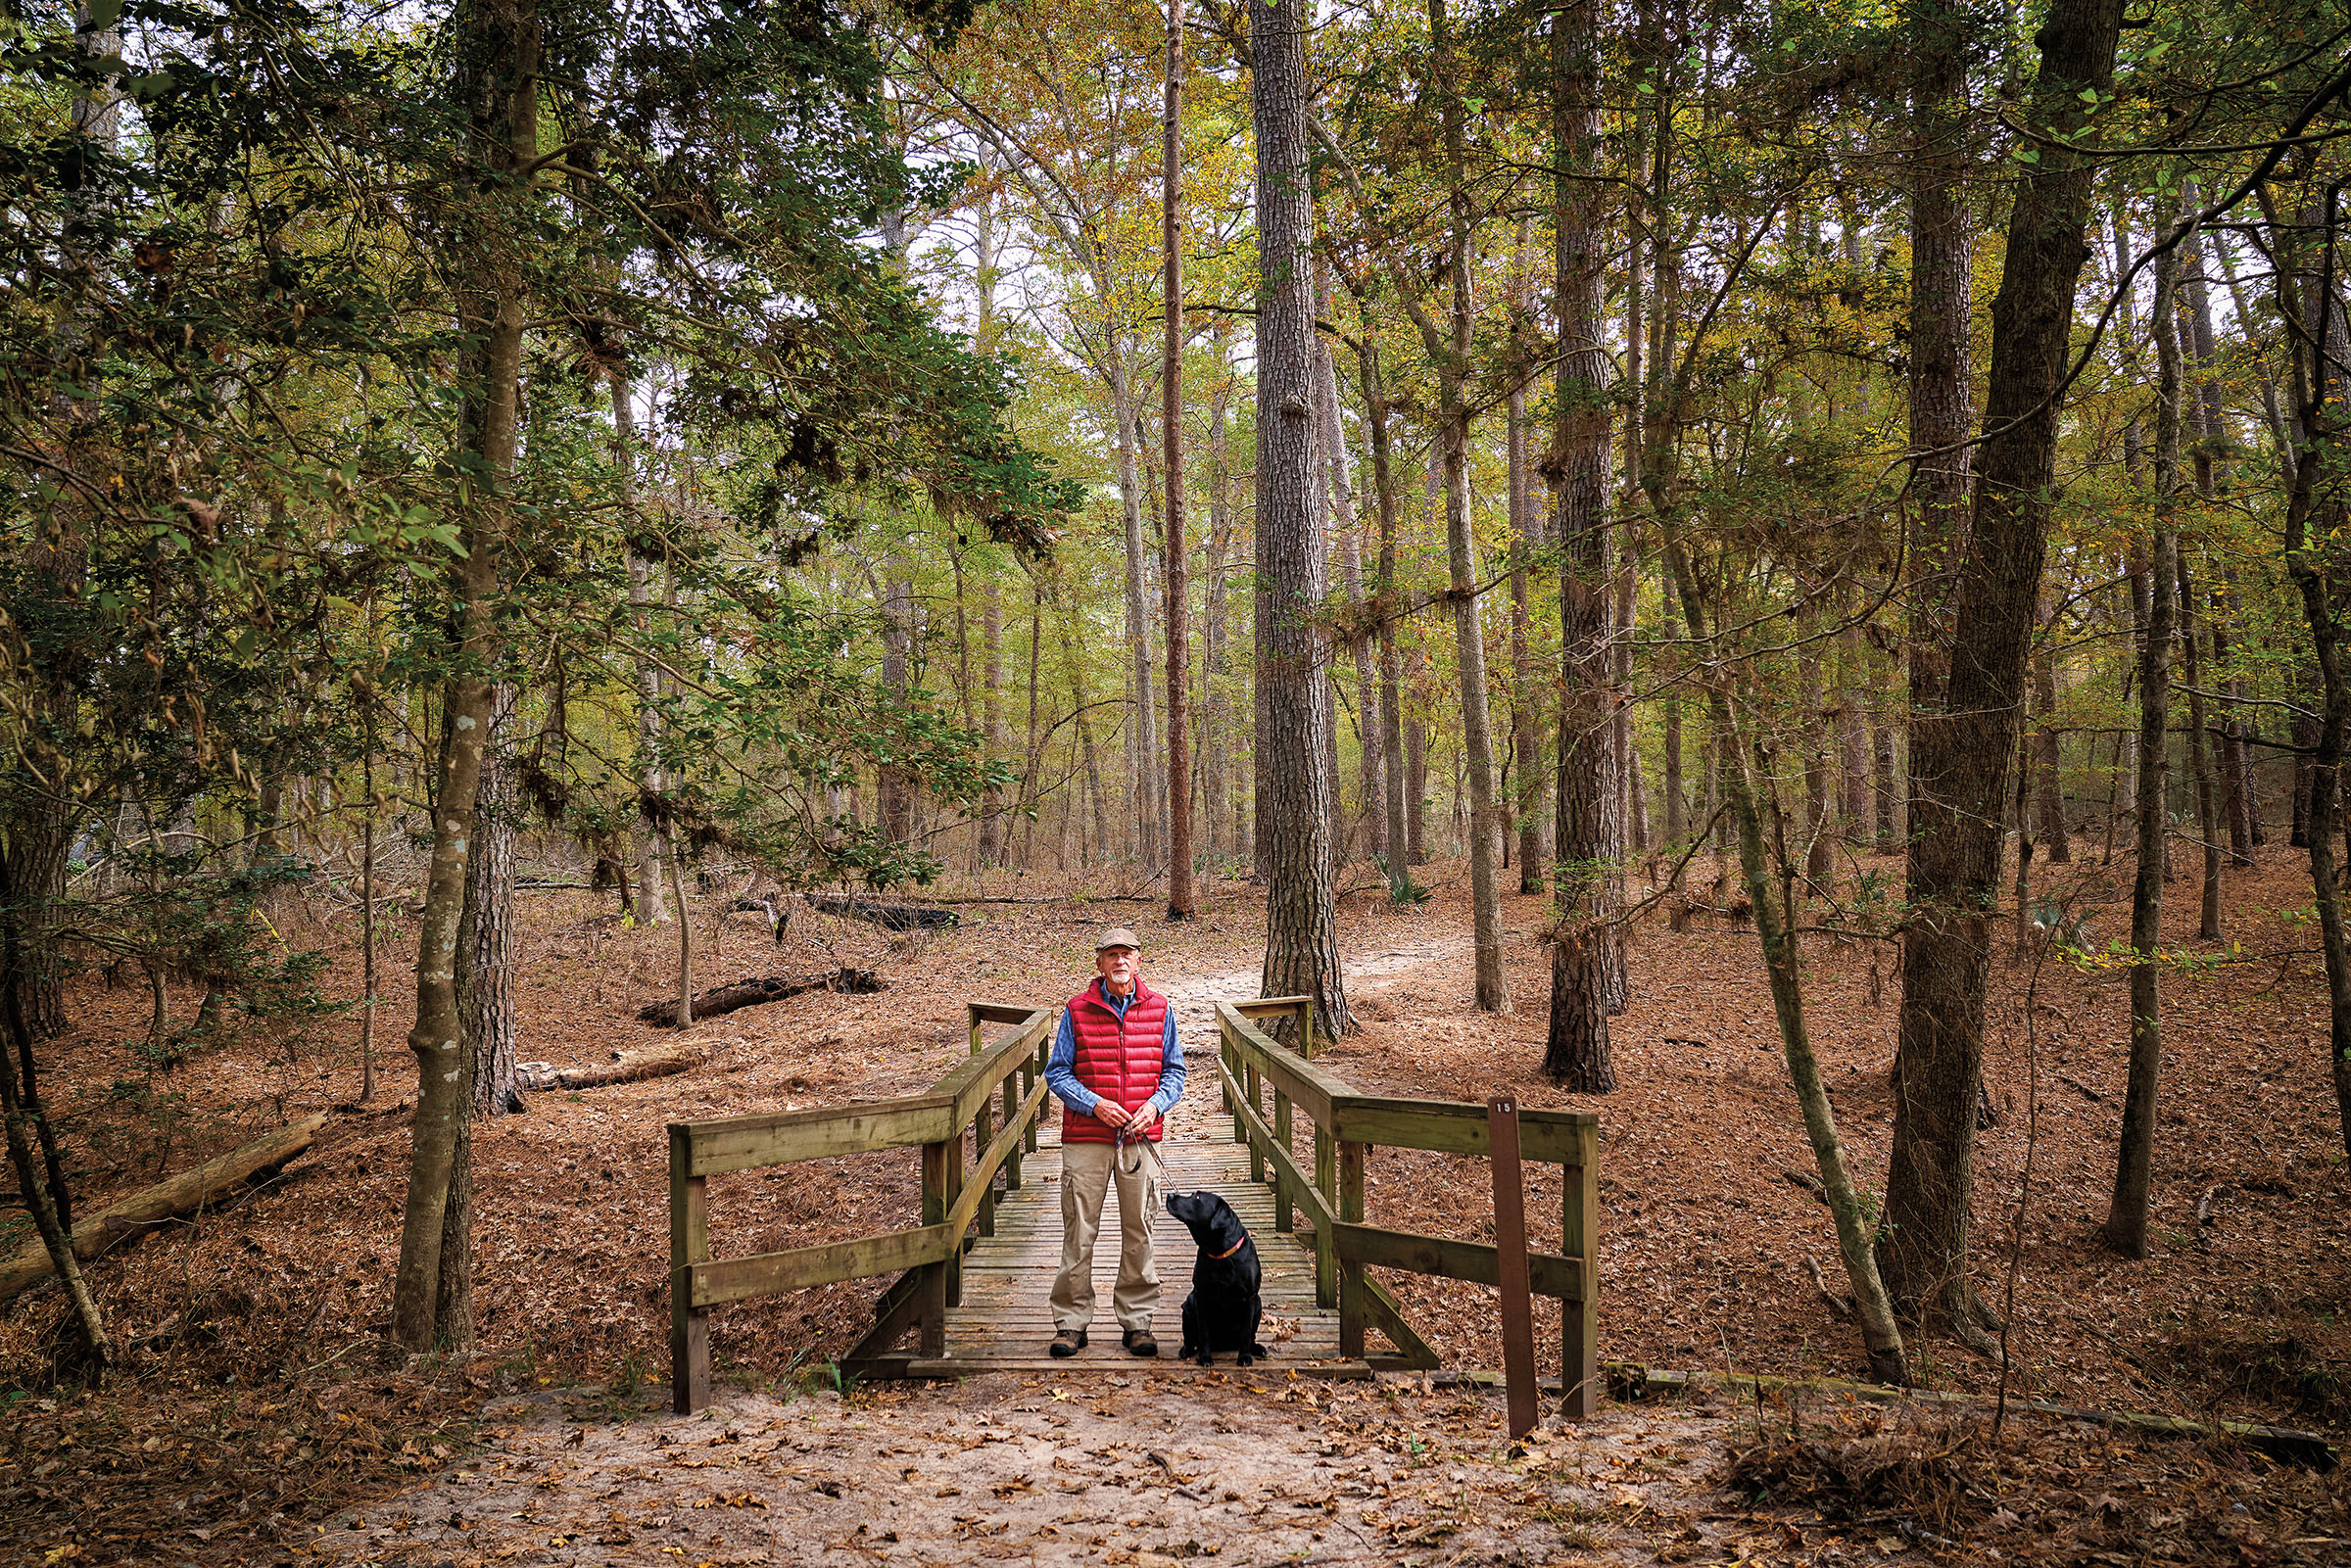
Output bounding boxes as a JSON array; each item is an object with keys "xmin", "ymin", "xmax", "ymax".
[
  {"xmin": 1154, "ymin": 934, "xmax": 1476, "ymax": 1046},
  {"xmin": 312, "ymin": 1377, "xmax": 1735, "ymax": 1568}
]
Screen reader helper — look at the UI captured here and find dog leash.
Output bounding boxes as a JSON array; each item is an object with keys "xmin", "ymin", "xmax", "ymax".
[{"xmin": 1115, "ymin": 1125, "xmax": 1164, "ymax": 1178}]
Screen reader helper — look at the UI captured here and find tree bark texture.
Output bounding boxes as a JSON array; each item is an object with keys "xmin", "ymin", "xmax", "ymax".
[
  {"xmin": 1543, "ymin": 0, "xmax": 1614, "ymax": 1088},
  {"xmin": 1904, "ymin": 0, "xmax": 1976, "ymax": 711},
  {"xmin": 1252, "ymin": 0, "xmax": 1347, "ymax": 1039},
  {"xmin": 465, "ymin": 685, "xmax": 521, "ymax": 1118},
  {"xmin": 1882, "ymin": 0, "xmax": 2125, "ymax": 1332}
]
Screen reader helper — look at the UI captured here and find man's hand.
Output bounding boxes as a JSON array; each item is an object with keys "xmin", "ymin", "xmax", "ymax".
[{"xmin": 1091, "ymin": 1099, "xmax": 1132, "ymax": 1131}]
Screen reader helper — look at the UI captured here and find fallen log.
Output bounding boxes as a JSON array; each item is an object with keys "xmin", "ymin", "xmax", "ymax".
[
  {"xmin": 636, "ymin": 966, "xmax": 883, "ymax": 1028},
  {"xmin": 809, "ymin": 895, "xmax": 959, "ymax": 931},
  {"xmin": 0, "ymin": 1113, "xmax": 330, "ymax": 1303},
  {"xmin": 516, "ymin": 1043, "xmax": 706, "ymax": 1092}
]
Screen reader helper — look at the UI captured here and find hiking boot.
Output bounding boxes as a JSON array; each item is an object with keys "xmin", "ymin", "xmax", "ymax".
[
  {"xmin": 1122, "ymin": 1327, "xmax": 1158, "ymax": 1357},
  {"xmin": 1049, "ymin": 1328, "xmax": 1087, "ymax": 1357}
]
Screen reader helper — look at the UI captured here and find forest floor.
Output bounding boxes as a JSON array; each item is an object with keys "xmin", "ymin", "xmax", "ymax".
[{"xmin": 2, "ymin": 839, "xmax": 2348, "ymax": 1565}]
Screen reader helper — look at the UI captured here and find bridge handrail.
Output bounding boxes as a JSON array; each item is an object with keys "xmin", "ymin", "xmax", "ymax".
[
  {"xmin": 667, "ymin": 1000, "xmax": 1057, "ymax": 1411},
  {"xmin": 1213, "ymin": 997, "xmax": 1600, "ymax": 1415}
]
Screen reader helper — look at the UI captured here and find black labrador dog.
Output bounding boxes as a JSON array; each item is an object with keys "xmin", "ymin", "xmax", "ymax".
[{"xmin": 1166, "ymin": 1190, "xmax": 1269, "ymax": 1366}]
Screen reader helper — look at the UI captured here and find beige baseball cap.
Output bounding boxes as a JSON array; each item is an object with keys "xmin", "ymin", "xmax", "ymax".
[{"xmin": 1095, "ymin": 927, "xmax": 1142, "ymax": 952}]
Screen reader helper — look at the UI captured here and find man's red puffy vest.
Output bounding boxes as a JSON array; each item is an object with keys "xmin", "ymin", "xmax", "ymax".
[{"xmin": 1061, "ymin": 978, "xmax": 1169, "ymax": 1144}]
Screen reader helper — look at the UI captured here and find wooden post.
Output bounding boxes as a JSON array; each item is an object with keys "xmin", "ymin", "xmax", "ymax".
[
  {"xmin": 1246, "ymin": 1063, "xmax": 1265, "ymax": 1182},
  {"xmin": 1024, "ymin": 1040, "xmax": 1043, "ymax": 1156},
  {"xmin": 975, "ymin": 1090, "xmax": 997, "ymax": 1239},
  {"xmin": 1272, "ymin": 1088, "xmax": 1294, "ymax": 1231},
  {"xmin": 1337, "ymin": 1138, "xmax": 1366, "ymax": 1358},
  {"xmin": 668, "ymin": 1123, "xmax": 709, "ymax": 1413},
  {"xmin": 1225, "ymin": 1031, "xmax": 1245, "ymax": 1144},
  {"xmin": 1001, "ymin": 1069, "xmax": 1023, "ymax": 1192},
  {"xmin": 1488, "ymin": 1097, "xmax": 1537, "ymax": 1439},
  {"xmin": 1314, "ymin": 1122, "xmax": 1336, "ymax": 1308},
  {"xmin": 1299, "ymin": 999, "xmax": 1316, "ymax": 1061},
  {"xmin": 968, "ymin": 1002, "xmax": 984, "ymax": 1056},
  {"xmin": 919, "ymin": 1137, "xmax": 951, "ymax": 1354},
  {"xmin": 1560, "ymin": 1117, "xmax": 1600, "ymax": 1419}
]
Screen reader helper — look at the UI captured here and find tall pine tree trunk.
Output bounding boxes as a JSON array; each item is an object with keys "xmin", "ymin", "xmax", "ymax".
[
  {"xmin": 1882, "ymin": 0, "xmax": 2125, "ymax": 1338},
  {"xmin": 1253, "ymin": 0, "xmax": 1347, "ymax": 1037},
  {"xmin": 1543, "ymin": 0, "xmax": 1614, "ymax": 1087}
]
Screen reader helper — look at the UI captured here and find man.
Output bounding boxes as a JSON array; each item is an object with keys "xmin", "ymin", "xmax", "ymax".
[{"xmin": 1043, "ymin": 927, "xmax": 1184, "ymax": 1356}]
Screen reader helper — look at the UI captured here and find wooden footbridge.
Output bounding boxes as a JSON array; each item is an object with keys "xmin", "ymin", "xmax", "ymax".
[{"xmin": 668, "ymin": 997, "xmax": 1599, "ymax": 1412}]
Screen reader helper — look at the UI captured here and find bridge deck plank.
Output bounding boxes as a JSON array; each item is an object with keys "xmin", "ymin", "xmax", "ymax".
[{"xmin": 924, "ymin": 1108, "xmax": 1343, "ymax": 1372}]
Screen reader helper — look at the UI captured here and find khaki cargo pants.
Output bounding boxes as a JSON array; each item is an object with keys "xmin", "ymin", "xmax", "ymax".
[{"xmin": 1050, "ymin": 1138, "xmax": 1162, "ymax": 1334}]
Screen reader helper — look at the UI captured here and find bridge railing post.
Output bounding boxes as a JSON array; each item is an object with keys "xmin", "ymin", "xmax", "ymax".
[
  {"xmin": 1314, "ymin": 1122, "xmax": 1335, "ymax": 1309},
  {"xmin": 1336, "ymin": 1136, "xmax": 1366, "ymax": 1358},
  {"xmin": 1272, "ymin": 1088, "xmax": 1293, "ymax": 1232},
  {"xmin": 919, "ymin": 1136, "xmax": 951, "ymax": 1354},
  {"xmin": 1562, "ymin": 1117, "xmax": 1600, "ymax": 1418},
  {"xmin": 668, "ymin": 1124, "xmax": 709, "ymax": 1413}
]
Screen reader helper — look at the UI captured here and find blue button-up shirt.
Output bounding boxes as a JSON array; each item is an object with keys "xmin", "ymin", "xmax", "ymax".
[{"xmin": 1045, "ymin": 979, "xmax": 1185, "ymax": 1123}]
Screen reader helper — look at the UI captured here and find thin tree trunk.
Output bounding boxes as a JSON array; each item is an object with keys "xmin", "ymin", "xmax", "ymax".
[
  {"xmin": 1356, "ymin": 325, "xmax": 1415, "ymax": 904},
  {"xmin": 1874, "ymin": 719, "xmax": 1899, "ymax": 853},
  {"xmin": 1317, "ymin": 267, "xmax": 1382, "ymax": 868},
  {"xmin": 1511, "ymin": 377, "xmax": 1546, "ymax": 891},
  {"xmin": 1165, "ymin": 5, "xmax": 1193, "ymax": 915},
  {"xmin": 1616, "ymin": 560, "xmax": 1648, "ymax": 856},
  {"xmin": 2177, "ymin": 548, "xmax": 2225, "ymax": 939},
  {"xmin": 1662, "ymin": 567, "xmax": 1686, "ymax": 855},
  {"xmin": 1, "ymin": 968, "xmax": 106, "ymax": 1374},
  {"xmin": 1801, "ymin": 623, "xmax": 1834, "ymax": 882},
  {"xmin": 1205, "ymin": 346, "xmax": 1236, "ymax": 861},
  {"xmin": 879, "ymin": 558, "xmax": 917, "ymax": 844},
  {"xmin": 1676, "ymin": 558, "xmax": 1909, "ymax": 1383},
  {"xmin": 1111, "ymin": 356, "xmax": 1163, "ymax": 868},
  {"xmin": 394, "ymin": 0, "xmax": 536, "ymax": 1353},
  {"xmin": 2107, "ymin": 206, "xmax": 2184, "ymax": 1258},
  {"xmin": 2033, "ymin": 610, "xmax": 2071, "ymax": 861},
  {"xmin": 1840, "ymin": 616, "xmax": 1871, "ymax": 846},
  {"xmin": 1426, "ymin": 0, "xmax": 1507, "ymax": 1009}
]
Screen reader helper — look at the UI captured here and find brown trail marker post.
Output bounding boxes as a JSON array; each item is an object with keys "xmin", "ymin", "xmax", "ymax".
[{"xmin": 1489, "ymin": 1095, "xmax": 1537, "ymax": 1438}]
